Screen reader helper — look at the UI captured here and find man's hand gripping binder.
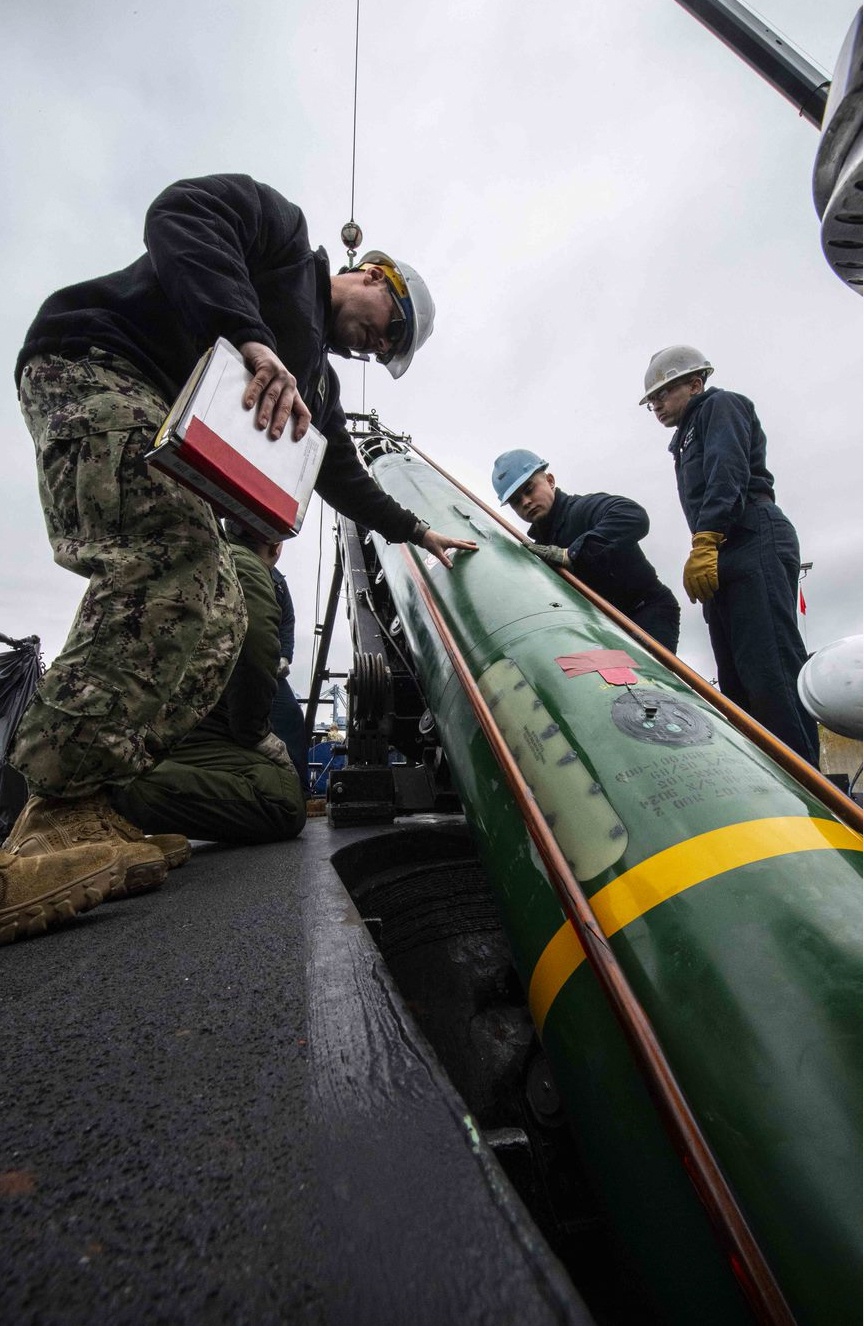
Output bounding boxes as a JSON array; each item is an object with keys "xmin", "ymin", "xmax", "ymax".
[{"xmin": 146, "ymin": 337, "xmax": 326, "ymax": 540}]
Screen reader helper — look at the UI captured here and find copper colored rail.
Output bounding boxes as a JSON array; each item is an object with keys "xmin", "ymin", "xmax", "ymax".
[
  {"xmin": 400, "ymin": 543, "xmax": 798, "ymax": 1326},
  {"xmin": 404, "ymin": 438, "xmax": 861, "ymax": 835}
]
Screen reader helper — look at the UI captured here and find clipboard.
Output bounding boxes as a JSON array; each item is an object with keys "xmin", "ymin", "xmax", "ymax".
[{"xmin": 146, "ymin": 337, "xmax": 327, "ymax": 540}]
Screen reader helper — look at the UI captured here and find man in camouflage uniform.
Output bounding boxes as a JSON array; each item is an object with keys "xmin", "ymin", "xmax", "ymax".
[
  {"xmin": 16, "ymin": 352, "xmax": 245, "ymax": 796},
  {"xmin": 2, "ymin": 173, "xmax": 475, "ymax": 943}
]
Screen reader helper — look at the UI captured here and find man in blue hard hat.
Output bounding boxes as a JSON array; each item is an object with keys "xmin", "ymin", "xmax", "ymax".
[{"xmin": 492, "ymin": 450, "xmax": 680, "ymax": 652}]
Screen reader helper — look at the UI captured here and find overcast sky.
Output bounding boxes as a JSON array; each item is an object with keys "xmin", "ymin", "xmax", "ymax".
[{"xmin": 1, "ymin": 0, "xmax": 861, "ymax": 719}]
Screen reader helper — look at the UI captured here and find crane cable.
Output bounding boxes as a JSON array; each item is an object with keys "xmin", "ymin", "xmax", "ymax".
[
  {"xmin": 309, "ymin": 0, "xmax": 365, "ymax": 699},
  {"xmin": 346, "ymin": 0, "xmax": 367, "ymax": 416},
  {"xmin": 348, "ymin": 0, "xmax": 361, "ymax": 239}
]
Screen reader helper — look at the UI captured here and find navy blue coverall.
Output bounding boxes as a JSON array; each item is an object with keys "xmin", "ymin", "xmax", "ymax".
[
  {"xmin": 528, "ymin": 489, "xmax": 681, "ymax": 652},
  {"xmin": 270, "ymin": 565, "xmax": 310, "ymax": 795},
  {"xmin": 668, "ymin": 386, "xmax": 818, "ymax": 764}
]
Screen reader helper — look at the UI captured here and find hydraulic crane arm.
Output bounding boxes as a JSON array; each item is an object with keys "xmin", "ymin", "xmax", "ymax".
[{"xmin": 674, "ymin": 0, "xmax": 829, "ymax": 126}]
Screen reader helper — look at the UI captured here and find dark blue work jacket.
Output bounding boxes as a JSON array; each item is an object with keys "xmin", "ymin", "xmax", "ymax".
[
  {"xmin": 270, "ymin": 565, "xmax": 296, "ymax": 664},
  {"xmin": 529, "ymin": 488, "xmax": 673, "ymax": 616},
  {"xmin": 668, "ymin": 387, "xmax": 775, "ymax": 535}
]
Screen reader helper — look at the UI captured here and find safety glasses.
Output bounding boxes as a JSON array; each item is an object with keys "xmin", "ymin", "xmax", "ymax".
[{"xmin": 377, "ymin": 285, "xmax": 410, "ymax": 364}]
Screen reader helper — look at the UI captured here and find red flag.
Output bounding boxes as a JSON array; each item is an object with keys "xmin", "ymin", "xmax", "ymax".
[{"xmin": 799, "ymin": 587, "xmax": 807, "ymax": 615}]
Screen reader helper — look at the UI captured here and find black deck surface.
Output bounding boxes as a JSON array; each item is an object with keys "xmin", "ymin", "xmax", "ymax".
[{"xmin": 0, "ymin": 817, "xmax": 593, "ymax": 1326}]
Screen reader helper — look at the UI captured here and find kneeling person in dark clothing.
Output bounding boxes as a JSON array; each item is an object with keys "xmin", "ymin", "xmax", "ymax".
[
  {"xmin": 114, "ymin": 527, "xmax": 305, "ymax": 846},
  {"xmin": 492, "ymin": 450, "xmax": 681, "ymax": 653}
]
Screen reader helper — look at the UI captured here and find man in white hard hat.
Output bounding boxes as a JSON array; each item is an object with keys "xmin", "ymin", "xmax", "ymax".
[
  {"xmin": 2, "ymin": 173, "xmax": 476, "ymax": 943},
  {"xmin": 491, "ymin": 449, "xmax": 681, "ymax": 652},
  {"xmin": 640, "ymin": 346, "xmax": 818, "ymax": 764}
]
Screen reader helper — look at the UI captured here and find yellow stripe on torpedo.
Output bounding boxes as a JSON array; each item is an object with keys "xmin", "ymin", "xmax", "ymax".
[{"xmin": 529, "ymin": 816, "xmax": 862, "ymax": 1034}]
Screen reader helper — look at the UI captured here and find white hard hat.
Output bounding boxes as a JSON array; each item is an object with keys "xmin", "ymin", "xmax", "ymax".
[
  {"xmin": 797, "ymin": 635, "xmax": 863, "ymax": 739},
  {"xmin": 357, "ymin": 249, "xmax": 435, "ymax": 379},
  {"xmin": 639, "ymin": 346, "xmax": 714, "ymax": 406}
]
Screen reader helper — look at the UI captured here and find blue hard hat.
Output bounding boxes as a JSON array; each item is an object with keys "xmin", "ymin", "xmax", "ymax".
[{"xmin": 491, "ymin": 449, "xmax": 549, "ymax": 505}]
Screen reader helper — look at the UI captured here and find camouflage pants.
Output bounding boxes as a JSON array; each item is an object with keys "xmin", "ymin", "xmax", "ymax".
[{"xmin": 12, "ymin": 350, "xmax": 247, "ymax": 797}]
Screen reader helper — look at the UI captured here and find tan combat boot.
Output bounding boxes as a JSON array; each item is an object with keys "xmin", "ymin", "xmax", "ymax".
[
  {"xmin": 0, "ymin": 844, "xmax": 120, "ymax": 944},
  {"xmin": 3, "ymin": 795, "xmax": 170, "ymax": 899},
  {"xmin": 98, "ymin": 800, "xmax": 192, "ymax": 872}
]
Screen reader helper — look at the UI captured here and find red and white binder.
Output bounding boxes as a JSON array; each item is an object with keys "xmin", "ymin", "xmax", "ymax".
[{"xmin": 146, "ymin": 338, "xmax": 327, "ymax": 540}]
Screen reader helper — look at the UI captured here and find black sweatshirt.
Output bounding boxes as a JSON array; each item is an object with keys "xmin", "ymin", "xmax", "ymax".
[
  {"xmin": 15, "ymin": 173, "xmax": 418, "ymax": 543},
  {"xmin": 529, "ymin": 488, "xmax": 676, "ymax": 615}
]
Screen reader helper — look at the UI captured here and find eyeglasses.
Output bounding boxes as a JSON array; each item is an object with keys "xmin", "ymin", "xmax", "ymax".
[
  {"xmin": 646, "ymin": 377, "xmax": 701, "ymax": 411},
  {"xmin": 377, "ymin": 287, "xmax": 409, "ymax": 364},
  {"xmin": 646, "ymin": 383, "xmax": 680, "ymax": 411},
  {"xmin": 386, "ymin": 311, "xmax": 407, "ymax": 346}
]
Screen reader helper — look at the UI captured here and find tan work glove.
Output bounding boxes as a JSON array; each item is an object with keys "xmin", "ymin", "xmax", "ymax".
[
  {"xmin": 254, "ymin": 732, "xmax": 294, "ymax": 769},
  {"xmin": 526, "ymin": 542, "xmax": 572, "ymax": 570},
  {"xmin": 683, "ymin": 531, "xmax": 725, "ymax": 604}
]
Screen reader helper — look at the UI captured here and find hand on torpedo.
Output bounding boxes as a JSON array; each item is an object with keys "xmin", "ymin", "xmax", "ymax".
[
  {"xmin": 238, "ymin": 340, "xmax": 312, "ymax": 441},
  {"xmin": 421, "ymin": 528, "xmax": 479, "ymax": 570},
  {"xmin": 526, "ymin": 542, "xmax": 572, "ymax": 570}
]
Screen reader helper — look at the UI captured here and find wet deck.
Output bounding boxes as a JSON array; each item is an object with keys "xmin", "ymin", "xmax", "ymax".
[{"xmin": 0, "ymin": 816, "xmax": 593, "ymax": 1325}]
